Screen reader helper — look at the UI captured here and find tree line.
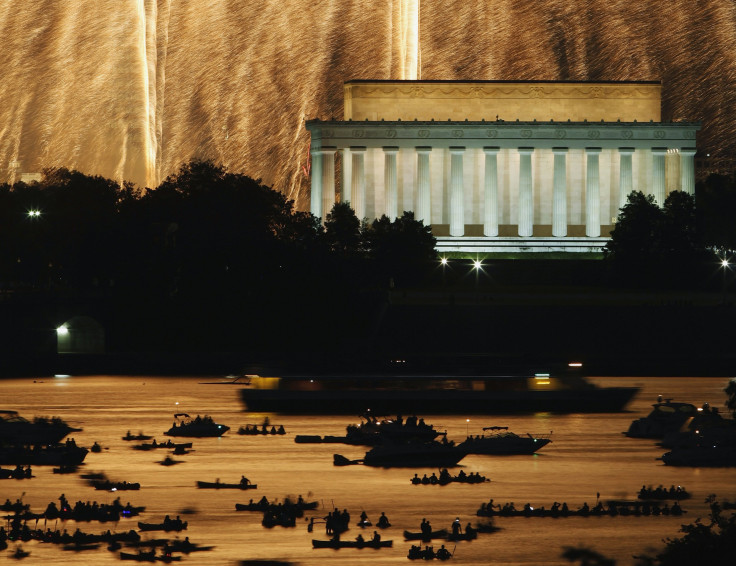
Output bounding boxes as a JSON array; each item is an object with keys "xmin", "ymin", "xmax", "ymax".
[{"xmin": 0, "ymin": 160, "xmax": 436, "ymax": 355}]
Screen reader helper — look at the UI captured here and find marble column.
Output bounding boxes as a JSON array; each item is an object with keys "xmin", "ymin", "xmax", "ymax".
[
  {"xmin": 383, "ymin": 146, "xmax": 399, "ymax": 220},
  {"xmin": 618, "ymin": 147, "xmax": 635, "ymax": 210},
  {"xmin": 342, "ymin": 148, "xmax": 352, "ymax": 205},
  {"xmin": 310, "ymin": 148, "xmax": 323, "ymax": 220},
  {"xmin": 351, "ymin": 146, "xmax": 366, "ymax": 220},
  {"xmin": 322, "ymin": 146, "xmax": 336, "ymax": 220},
  {"xmin": 586, "ymin": 147, "xmax": 602, "ymax": 238},
  {"xmin": 518, "ymin": 147, "xmax": 534, "ymax": 238},
  {"xmin": 652, "ymin": 147, "xmax": 667, "ymax": 206},
  {"xmin": 415, "ymin": 147, "xmax": 432, "ymax": 224},
  {"xmin": 680, "ymin": 148, "xmax": 696, "ymax": 195},
  {"xmin": 552, "ymin": 147, "xmax": 568, "ymax": 238},
  {"xmin": 483, "ymin": 147, "xmax": 500, "ymax": 237},
  {"xmin": 449, "ymin": 147, "xmax": 465, "ymax": 237}
]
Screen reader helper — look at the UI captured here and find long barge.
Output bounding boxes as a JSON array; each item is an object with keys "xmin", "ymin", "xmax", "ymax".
[{"xmin": 239, "ymin": 372, "xmax": 639, "ymax": 414}]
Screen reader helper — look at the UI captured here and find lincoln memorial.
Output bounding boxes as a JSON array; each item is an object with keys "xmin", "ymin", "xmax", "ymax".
[{"xmin": 306, "ymin": 80, "xmax": 700, "ymax": 254}]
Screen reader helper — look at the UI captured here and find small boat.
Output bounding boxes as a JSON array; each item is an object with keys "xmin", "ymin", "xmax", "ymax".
[
  {"xmin": 138, "ymin": 519, "xmax": 187, "ymax": 532},
  {"xmin": 133, "ymin": 440, "xmax": 193, "ymax": 451},
  {"xmin": 458, "ymin": 426, "xmax": 551, "ymax": 455},
  {"xmin": 637, "ymin": 485, "xmax": 690, "ymax": 500},
  {"xmin": 196, "ymin": 479, "xmax": 257, "ymax": 490},
  {"xmin": 120, "ymin": 549, "xmax": 156, "ymax": 561},
  {"xmin": 344, "ymin": 414, "xmax": 446, "ymax": 445},
  {"xmin": 403, "ymin": 529, "xmax": 449, "ymax": 541},
  {"xmin": 0, "ymin": 443, "xmax": 88, "ymax": 466},
  {"xmin": 165, "ymin": 413, "xmax": 229, "ymax": 437},
  {"xmin": 52, "ymin": 464, "xmax": 78, "ymax": 474},
  {"xmin": 312, "ymin": 538, "xmax": 392, "ymax": 549},
  {"xmin": 11, "ymin": 545, "xmax": 31, "ymax": 559},
  {"xmin": 92, "ymin": 479, "xmax": 141, "ymax": 491},
  {"xmin": 158, "ymin": 456, "xmax": 181, "ymax": 466},
  {"xmin": 90, "ymin": 442, "xmax": 102, "ymax": 453},
  {"xmin": 123, "ymin": 431, "xmax": 153, "ymax": 441}
]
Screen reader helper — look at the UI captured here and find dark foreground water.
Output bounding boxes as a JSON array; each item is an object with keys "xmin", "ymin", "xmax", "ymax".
[{"xmin": 1, "ymin": 375, "xmax": 734, "ymax": 565}]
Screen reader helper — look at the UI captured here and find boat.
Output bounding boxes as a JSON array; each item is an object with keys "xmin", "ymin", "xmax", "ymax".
[
  {"xmin": 637, "ymin": 485, "xmax": 690, "ymax": 500},
  {"xmin": 11, "ymin": 545, "xmax": 31, "ymax": 559},
  {"xmin": 344, "ymin": 414, "xmax": 445, "ymax": 445},
  {"xmin": 457, "ymin": 426, "xmax": 551, "ymax": 455},
  {"xmin": 164, "ymin": 414, "xmax": 229, "ymax": 437},
  {"xmin": 661, "ymin": 443, "xmax": 736, "ymax": 467},
  {"xmin": 625, "ymin": 398, "xmax": 724, "ymax": 439},
  {"xmin": 0, "ymin": 410, "xmax": 81, "ymax": 445},
  {"xmin": 120, "ymin": 550, "xmax": 156, "ymax": 561},
  {"xmin": 335, "ymin": 440, "xmax": 466, "ymax": 468},
  {"xmin": 363, "ymin": 441, "xmax": 466, "ymax": 468},
  {"xmin": 234, "ymin": 497, "xmax": 318, "ymax": 512},
  {"xmin": 132, "ymin": 440, "xmax": 193, "ymax": 451},
  {"xmin": 403, "ymin": 529, "xmax": 449, "ymax": 541},
  {"xmin": 312, "ymin": 538, "xmax": 392, "ymax": 549},
  {"xmin": 92, "ymin": 479, "xmax": 141, "ymax": 491},
  {"xmin": 0, "ymin": 443, "xmax": 88, "ymax": 466},
  {"xmin": 239, "ymin": 369, "xmax": 639, "ymax": 414},
  {"xmin": 196, "ymin": 479, "xmax": 257, "ymax": 490},
  {"xmin": 138, "ymin": 518, "xmax": 187, "ymax": 532},
  {"xmin": 123, "ymin": 431, "xmax": 153, "ymax": 441}
]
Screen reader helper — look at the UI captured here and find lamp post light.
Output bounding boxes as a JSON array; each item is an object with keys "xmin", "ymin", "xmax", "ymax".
[
  {"xmin": 473, "ymin": 260, "xmax": 482, "ymax": 293},
  {"xmin": 440, "ymin": 257, "xmax": 448, "ymax": 286}
]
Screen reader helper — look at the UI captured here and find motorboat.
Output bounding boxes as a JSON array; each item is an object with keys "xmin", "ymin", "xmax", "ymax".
[
  {"xmin": 458, "ymin": 426, "xmax": 551, "ymax": 455},
  {"xmin": 0, "ymin": 410, "xmax": 81, "ymax": 445},
  {"xmin": 626, "ymin": 398, "xmax": 724, "ymax": 439},
  {"xmin": 164, "ymin": 414, "xmax": 229, "ymax": 437},
  {"xmin": 360, "ymin": 440, "xmax": 466, "ymax": 468}
]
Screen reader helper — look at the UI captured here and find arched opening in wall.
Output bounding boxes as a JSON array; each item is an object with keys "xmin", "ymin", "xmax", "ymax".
[{"xmin": 56, "ymin": 316, "xmax": 105, "ymax": 354}]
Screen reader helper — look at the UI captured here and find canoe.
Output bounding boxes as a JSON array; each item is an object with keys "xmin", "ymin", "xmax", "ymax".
[
  {"xmin": 196, "ymin": 481, "xmax": 257, "ymax": 490},
  {"xmin": 403, "ymin": 529, "xmax": 449, "ymax": 540},
  {"xmin": 137, "ymin": 520, "xmax": 187, "ymax": 532},
  {"xmin": 312, "ymin": 539, "xmax": 392, "ymax": 549}
]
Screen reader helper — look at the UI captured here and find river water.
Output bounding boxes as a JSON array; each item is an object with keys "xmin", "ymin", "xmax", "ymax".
[{"xmin": 1, "ymin": 375, "xmax": 734, "ymax": 565}]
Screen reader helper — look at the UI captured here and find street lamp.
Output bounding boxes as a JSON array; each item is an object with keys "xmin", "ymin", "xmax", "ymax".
[{"xmin": 440, "ymin": 257, "xmax": 448, "ymax": 286}]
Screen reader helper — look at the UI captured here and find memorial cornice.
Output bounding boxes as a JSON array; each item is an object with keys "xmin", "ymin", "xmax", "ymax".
[{"xmin": 306, "ymin": 119, "xmax": 700, "ymax": 149}]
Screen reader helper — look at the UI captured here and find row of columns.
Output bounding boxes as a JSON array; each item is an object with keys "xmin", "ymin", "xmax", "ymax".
[{"xmin": 310, "ymin": 145, "xmax": 697, "ymax": 237}]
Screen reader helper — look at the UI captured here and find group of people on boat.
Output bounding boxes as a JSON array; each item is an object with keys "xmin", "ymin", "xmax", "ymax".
[
  {"xmin": 0, "ymin": 464, "xmax": 32, "ymax": 479},
  {"xmin": 638, "ymin": 484, "xmax": 689, "ymax": 500},
  {"xmin": 477, "ymin": 498, "xmax": 684, "ymax": 517},
  {"xmin": 238, "ymin": 423, "xmax": 286, "ymax": 435},
  {"xmin": 353, "ymin": 530, "xmax": 382, "ymax": 544},
  {"xmin": 411, "ymin": 469, "xmax": 487, "ymax": 485},
  {"xmin": 43, "ymin": 494, "xmax": 144, "ymax": 521},
  {"xmin": 408, "ymin": 543, "xmax": 452, "ymax": 560}
]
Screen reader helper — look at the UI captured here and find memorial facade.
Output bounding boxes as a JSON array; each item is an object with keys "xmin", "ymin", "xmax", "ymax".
[{"xmin": 306, "ymin": 80, "xmax": 700, "ymax": 253}]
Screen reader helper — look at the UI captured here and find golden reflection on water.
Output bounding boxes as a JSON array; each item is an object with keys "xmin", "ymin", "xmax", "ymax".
[{"xmin": 1, "ymin": 375, "xmax": 735, "ymax": 565}]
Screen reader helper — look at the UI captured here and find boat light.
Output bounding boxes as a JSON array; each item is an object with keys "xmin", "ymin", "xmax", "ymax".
[
  {"xmin": 534, "ymin": 373, "xmax": 550, "ymax": 385},
  {"xmin": 56, "ymin": 325, "xmax": 68, "ymax": 335},
  {"xmin": 568, "ymin": 362, "xmax": 583, "ymax": 367}
]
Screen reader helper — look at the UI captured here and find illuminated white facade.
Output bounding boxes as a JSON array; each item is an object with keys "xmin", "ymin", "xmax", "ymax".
[{"xmin": 306, "ymin": 81, "xmax": 700, "ymax": 253}]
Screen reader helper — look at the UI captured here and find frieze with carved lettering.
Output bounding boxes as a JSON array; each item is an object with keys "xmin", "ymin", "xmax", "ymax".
[
  {"xmin": 487, "ymin": 129, "xmax": 498, "ymax": 138},
  {"xmin": 452, "ymin": 130, "xmax": 465, "ymax": 138},
  {"xmin": 654, "ymin": 130, "xmax": 666, "ymax": 139},
  {"xmin": 386, "ymin": 129, "xmax": 397, "ymax": 139},
  {"xmin": 521, "ymin": 129, "xmax": 532, "ymax": 138},
  {"xmin": 351, "ymin": 129, "xmax": 365, "ymax": 138},
  {"xmin": 622, "ymin": 130, "xmax": 633, "ymax": 139},
  {"xmin": 587, "ymin": 130, "xmax": 600, "ymax": 139},
  {"xmin": 555, "ymin": 129, "xmax": 567, "ymax": 139}
]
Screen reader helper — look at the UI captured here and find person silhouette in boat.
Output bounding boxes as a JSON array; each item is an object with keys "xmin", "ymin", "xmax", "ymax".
[
  {"xmin": 355, "ymin": 533, "xmax": 364, "ymax": 543},
  {"xmin": 377, "ymin": 511, "xmax": 390, "ymax": 528},
  {"xmin": 437, "ymin": 544, "xmax": 451, "ymax": 560},
  {"xmin": 452, "ymin": 517, "xmax": 461, "ymax": 536},
  {"xmin": 372, "ymin": 530, "xmax": 381, "ymax": 542},
  {"xmin": 240, "ymin": 475, "xmax": 250, "ymax": 486}
]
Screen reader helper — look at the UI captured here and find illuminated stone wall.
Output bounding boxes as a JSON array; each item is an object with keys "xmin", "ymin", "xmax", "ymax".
[{"xmin": 344, "ymin": 80, "xmax": 661, "ymax": 123}]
